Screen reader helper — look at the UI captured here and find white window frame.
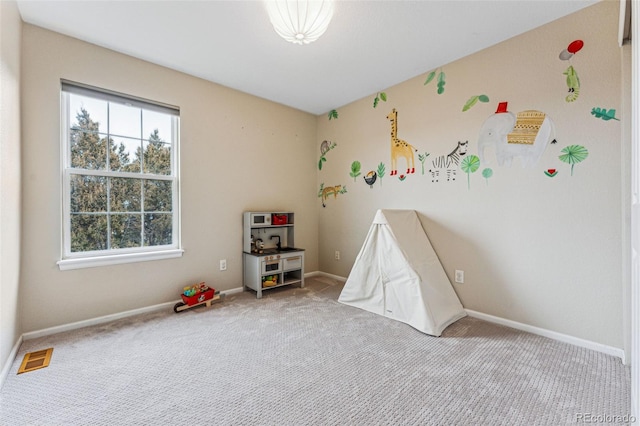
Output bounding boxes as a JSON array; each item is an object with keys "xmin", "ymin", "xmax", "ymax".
[{"xmin": 57, "ymin": 80, "xmax": 182, "ymax": 270}]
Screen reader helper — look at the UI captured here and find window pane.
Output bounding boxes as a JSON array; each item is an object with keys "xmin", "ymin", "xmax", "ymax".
[
  {"xmin": 144, "ymin": 180, "xmax": 172, "ymax": 212},
  {"xmin": 70, "ymin": 175, "xmax": 107, "ymax": 213},
  {"xmin": 70, "ymin": 214, "xmax": 108, "ymax": 252},
  {"xmin": 111, "ymin": 136, "xmax": 142, "ymax": 173},
  {"xmin": 111, "ymin": 214, "xmax": 142, "ymax": 248},
  {"xmin": 69, "ymin": 94, "xmax": 107, "ymax": 134},
  {"xmin": 111, "ymin": 178, "xmax": 141, "ymax": 212},
  {"xmin": 142, "ymin": 140, "xmax": 172, "ymax": 175},
  {"xmin": 109, "ymin": 103, "xmax": 141, "ymax": 138},
  {"xmin": 143, "ymin": 110, "xmax": 172, "ymax": 142},
  {"xmin": 70, "ymin": 130, "xmax": 108, "ymax": 170},
  {"xmin": 144, "ymin": 213, "xmax": 172, "ymax": 246}
]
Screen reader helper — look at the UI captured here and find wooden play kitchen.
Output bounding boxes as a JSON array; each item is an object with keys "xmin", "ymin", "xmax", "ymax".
[{"xmin": 243, "ymin": 212, "xmax": 304, "ymax": 298}]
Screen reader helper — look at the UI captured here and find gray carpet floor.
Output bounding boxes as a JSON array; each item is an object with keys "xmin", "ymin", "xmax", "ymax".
[{"xmin": 0, "ymin": 276, "xmax": 631, "ymax": 425}]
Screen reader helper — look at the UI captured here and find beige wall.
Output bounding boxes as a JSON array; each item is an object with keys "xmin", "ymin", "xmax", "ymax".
[
  {"xmin": 0, "ymin": 0, "xmax": 23, "ymax": 372},
  {"xmin": 20, "ymin": 25, "xmax": 319, "ymax": 332},
  {"xmin": 11, "ymin": 0, "xmax": 631, "ymax": 355},
  {"xmin": 317, "ymin": 1, "xmax": 627, "ymax": 349}
]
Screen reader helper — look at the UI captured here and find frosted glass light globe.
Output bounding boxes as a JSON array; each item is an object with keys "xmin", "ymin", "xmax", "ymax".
[{"xmin": 265, "ymin": 0, "xmax": 334, "ymax": 45}]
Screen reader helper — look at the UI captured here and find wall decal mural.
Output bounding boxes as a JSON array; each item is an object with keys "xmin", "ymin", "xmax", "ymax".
[
  {"xmin": 377, "ymin": 162, "xmax": 386, "ymax": 186},
  {"xmin": 591, "ymin": 107, "xmax": 619, "ymax": 121},
  {"xmin": 461, "ymin": 155, "xmax": 480, "ymax": 189},
  {"xmin": 477, "ymin": 102, "xmax": 555, "ymax": 168},
  {"xmin": 429, "ymin": 141, "xmax": 468, "ymax": 183},
  {"xmin": 386, "ymin": 108, "xmax": 418, "ymax": 176},
  {"xmin": 544, "ymin": 169, "xmax": 558, "ymax": 177},
  {"xmin": 462, "ymin": 95, "xmax": 490, "ymax": 112},
  {"xmin": 559, "ymin": 40, "xmax": 583, "ymax": 102},
  {"xmin": 318, "ymin": 183, "xmax": 347, "ymax": 207},
  {"xmin": 363, "ymin": 171, "xmax": 377, "ymax": 188},
  {"xmin": 482, "ymin": 167, "xmax": 493, "ymax": 185},
  {"xmin": 350, "ymin": 161, "xmax": 362, "ymax": 181},
  {"xmin": 424, "ymin": 68, "xmax": 446, "ymax": 94},
  {"xmin": 559, "ymin": 145, "xmax": 589, "ymax": 176},
  {"xmin": 318, "ymin": 140, "xmax": 337, "ymax": 170},
  {"xmin": 418, "ymin": 152, "xmax": 430, "ymax": 175},
  {"xmin": 373, "ymin": 92, "xmax": 387, "ymax": 108},
  {"xmin": 328, "ymin": 109, "xmax": 338, "ymax": 120},
  {"xmin": 398, "ymin": 174, "xmax": 407, "ymax": 182}
]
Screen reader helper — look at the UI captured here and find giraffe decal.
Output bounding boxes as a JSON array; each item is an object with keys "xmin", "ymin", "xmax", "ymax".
[{"xmin": 386, "ymin": 108, "xmax": 417, "ymax": 176}]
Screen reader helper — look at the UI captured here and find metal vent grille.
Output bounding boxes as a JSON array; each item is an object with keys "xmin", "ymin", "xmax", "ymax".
[{"xmin": 17, "ymin": 348, "xmax": 53, "ymax": 374}]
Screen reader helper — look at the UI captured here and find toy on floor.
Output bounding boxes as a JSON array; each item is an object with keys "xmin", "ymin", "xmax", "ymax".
[{"xmin": 173, "ymin": 281, "xmax": 223, "ymax": 313}]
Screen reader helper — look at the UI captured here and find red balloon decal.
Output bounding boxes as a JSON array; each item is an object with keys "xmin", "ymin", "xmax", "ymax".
[{"xmin": 567, "ymin": 40, "xmax": 584, "ymax": 54}]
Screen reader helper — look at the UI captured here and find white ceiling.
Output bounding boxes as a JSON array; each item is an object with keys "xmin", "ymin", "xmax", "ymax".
[{"xmin": 16, "ymin": 0, "xmax": 598, "ymax": 115}]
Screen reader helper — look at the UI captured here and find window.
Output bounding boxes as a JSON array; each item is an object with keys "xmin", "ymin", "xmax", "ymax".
[{"xmin": 58, "ymin": 81, "xmax": 182, "ymax": 270}]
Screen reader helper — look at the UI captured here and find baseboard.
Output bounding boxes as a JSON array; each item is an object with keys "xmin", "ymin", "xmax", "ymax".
[
  {"xmin": 0, "ymin": 334, "xmax": 23, "ymax": 390},
  {"xmin": 23, "ymin": 287, "xmax": 243, "ymax": 341},
  {"xmin": 305, "ymin": 270, "xmax": 347, "ymax": 282},
  {"xmin": 465, "ymin": 309, "xmax": 626, "ymax": 362}
]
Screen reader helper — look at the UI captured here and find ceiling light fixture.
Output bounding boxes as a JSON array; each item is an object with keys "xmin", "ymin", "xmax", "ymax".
[{"xmin": 265, "ymin": 0, "xmax": 334, "ymax": 45}]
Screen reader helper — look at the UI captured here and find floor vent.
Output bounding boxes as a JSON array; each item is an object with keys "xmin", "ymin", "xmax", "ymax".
[{"xmin": 17, "ymin": 348, "xmax": 53, "ymax": 374}]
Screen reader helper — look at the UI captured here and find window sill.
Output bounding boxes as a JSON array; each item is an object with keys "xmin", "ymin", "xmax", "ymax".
[{"xmin": 57, "ymin": 249, "xmax": 184, "ymax": 271}]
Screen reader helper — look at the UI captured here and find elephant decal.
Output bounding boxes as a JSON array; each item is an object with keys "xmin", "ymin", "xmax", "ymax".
[{"xmin": 478, "ymin": 102, "xmax": 555, "ymax": 168}]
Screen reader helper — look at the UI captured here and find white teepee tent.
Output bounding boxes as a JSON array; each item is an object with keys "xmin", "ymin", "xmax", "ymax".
[{"xmin": 338, "ymin": 209, "xmax": 466, "ymax": 336}]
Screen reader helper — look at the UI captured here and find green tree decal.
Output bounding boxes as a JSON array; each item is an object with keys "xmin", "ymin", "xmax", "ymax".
[
  {"xmin": 377, "ymin": 162, "xmax": 386, "ymax": 186},
  {"xmin": 418, "ymin": 153, "xmax": 430, "ymax": 175},
  {"xmin": 328, "ymin": 109, "xmax": 338, "ymax": 120},
  {"xmin": 482, "ymin": 167, "xmax": 493, "ymax": 186},
  {"xmin": 350, "ymin": 161, "xmax": 362, "ymax": 181},
  {"xmin": 460, "ymin": 155, "xmax": 480, "ymax": 189},
  {"xmin": 559, "ymin": 145, "xmax": 589, "ymax": 176}
]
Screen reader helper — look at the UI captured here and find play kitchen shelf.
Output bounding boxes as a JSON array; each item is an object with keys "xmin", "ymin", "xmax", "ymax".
[{"xmin": 243, "ymin": 212, "xmax": 304, "ymax": 299}]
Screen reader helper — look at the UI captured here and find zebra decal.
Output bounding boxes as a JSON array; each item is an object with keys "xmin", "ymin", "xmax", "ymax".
[{"xmin": 429, "ymin": 140, "xmax": 469, "ymax": 182}]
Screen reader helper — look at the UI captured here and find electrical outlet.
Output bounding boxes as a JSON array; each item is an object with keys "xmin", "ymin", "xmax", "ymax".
[
  {"xmin": 220, "ymin": 259, "xmax": 227, "ymax": 271},
  {"xmin": 335, "ymin": 250, "xmax": 340, "ymax": 260},
  {"xmin": 455, "ymin": 269, "xmax": 464, "ymax": 283}
]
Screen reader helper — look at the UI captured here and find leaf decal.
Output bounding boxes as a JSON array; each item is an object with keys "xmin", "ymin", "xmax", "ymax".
[
  {"xmin": 462, "ymin": 94, "xmax": 489, "ymax": 112},
  {"xmin": 373, "ymin": 92, "xmax": 387, "ymax": 108},
  {"xmin": 461, "ymin": 155, "xmax": 480, "ymax": 174},
  {"xmin": 462, "ymin": 96, "xmax": 479, "ymax": 112},
  {"xmin": 424, "ymin": 71, "xmax": 436, "ymax": 85},
  {"xmin": 591, "ymin": 107, "xmax": 619, "ymax": 121},
  {"xmin": 328, "ymin": 109, "xmax": 338, "ymax": 120},
  {"xmin": 559, "ymin": 145, "xmax": 589, "ymax": 176},
  {"xmin": 437, "ymin": 71, "xmax": 446, "ymax": 94}
]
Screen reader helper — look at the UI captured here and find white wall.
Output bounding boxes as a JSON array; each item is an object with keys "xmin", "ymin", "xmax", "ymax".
[
  {"xmin": 0, "ymin": 0, "xmax": 22, "ymax": 373},
  {"xmin": 316, "ymin": 1, "xmax": 627, "ymax": 349},
  {"xmin": 20, "ymin": 25, "xmax": 319, "ymax": 332}
]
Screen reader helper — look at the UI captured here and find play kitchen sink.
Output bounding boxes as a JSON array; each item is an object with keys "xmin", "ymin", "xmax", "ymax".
[{"xmin": 243, "ymin": 212, "xmax": 304, "ymax": 299}]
